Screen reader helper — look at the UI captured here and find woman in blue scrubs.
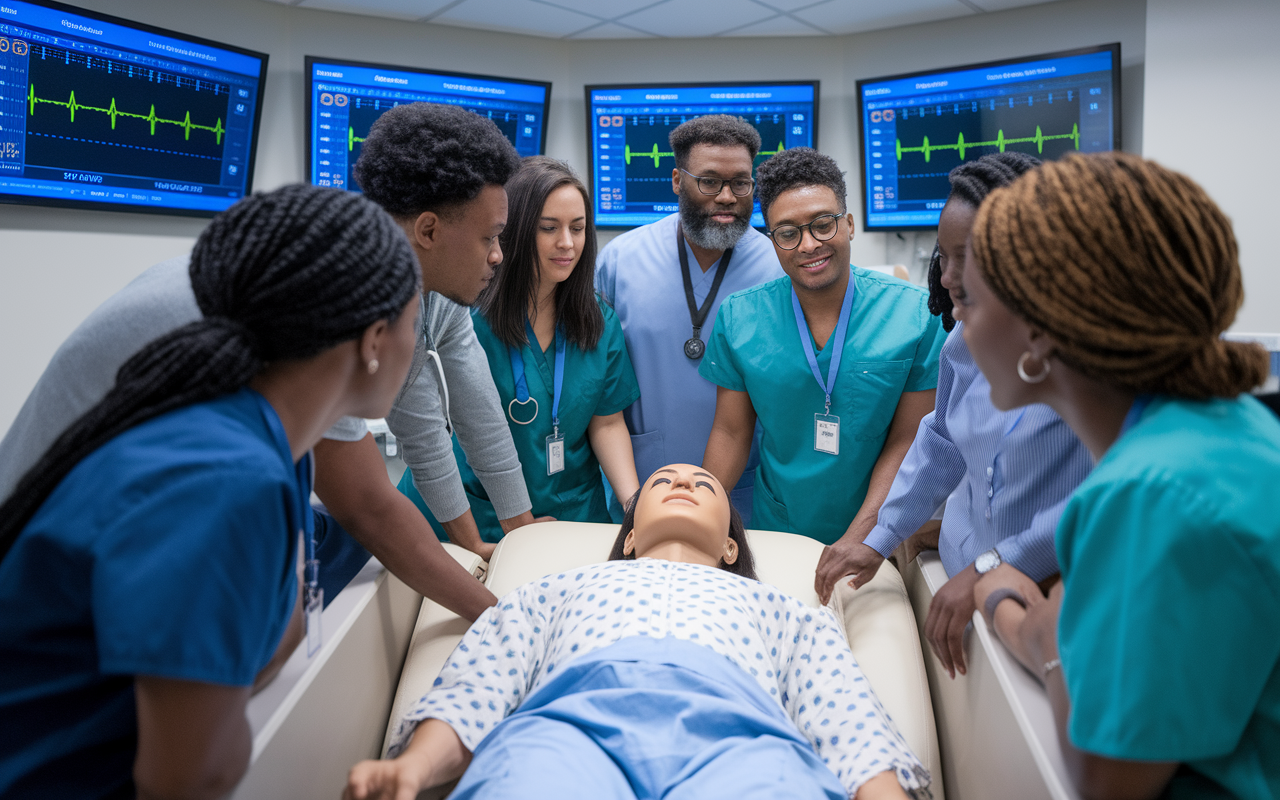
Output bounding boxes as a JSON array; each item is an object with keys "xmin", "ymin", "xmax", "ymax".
[
  {"xmin": 961, "ymin": 153, "xmax": 1280, "ymax": 799},
  {"xmin": 400, "ymin": 157, "xmax": 640, "ymax": 546},
  {"xmin": 0, "ymin": 185, "xmax": 421, "ymax": 800}
]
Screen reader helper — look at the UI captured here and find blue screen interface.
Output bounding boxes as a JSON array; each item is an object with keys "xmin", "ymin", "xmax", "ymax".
[
  {"xmin": 859, "ymin": 48, "xmax": 1117, "ymax": 230},
  {"xmin": 0, "ymin": 1, "xmax": 265, "ymax": 216},
  {"xmin": 308, "ymin": 59, "xmax": 549, "ymax": 192},
  {"xmin": 588, "ymin": 83, "xmax": 817, "ymax": 228}
]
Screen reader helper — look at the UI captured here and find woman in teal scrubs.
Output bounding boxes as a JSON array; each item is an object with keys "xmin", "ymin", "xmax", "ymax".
[
  {"xmin": 400, "ymin": 157, "xmax": 640, "ymax": 544},
  {"xmin": 960, "ymin": 153, "xmax": 1280, "ymax": 799}
]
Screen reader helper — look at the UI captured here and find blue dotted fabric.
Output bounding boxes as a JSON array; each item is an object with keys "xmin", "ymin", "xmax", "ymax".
[{"xmin": 391, "ymin": 559, "xmax": 929, "ymax": 797}]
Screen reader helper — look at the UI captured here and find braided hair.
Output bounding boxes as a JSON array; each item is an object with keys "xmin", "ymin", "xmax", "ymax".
[
  {"xmin": 971, "ymin": 152, "xmax": 1268, "ymax": 399},
  {"xmin": 927, "ymin": 152, "xmax": 1041, "ymax": 331},
  {"xmin": 0, "ymin": 184, "xmax": 420, "ymax": 563}
]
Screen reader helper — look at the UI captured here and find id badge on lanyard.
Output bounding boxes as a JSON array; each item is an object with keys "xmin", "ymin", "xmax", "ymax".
[
  {"xmin": 510, "ymin": 322, "xmax": 567, "ymax": 475},
  {"xmin": 791, "ymin": 281, "xmax": 855, "ymax": 456},
  {"xmin": 304, "ymin": 537, "xmax": 323, "ymax": 658}
]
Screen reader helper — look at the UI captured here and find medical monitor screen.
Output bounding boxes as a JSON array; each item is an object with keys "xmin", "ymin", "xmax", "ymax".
[
  {"xmin": 857, "ymin": 44, "xmax": 1119, "ymax": 231},
  {"xmin": 306, "ymin": 57, "xmax": 551, "ymax": 192},
  {"xmin": 586, "ymin": 82, "xmax": 819, "ymax": 228},
  {"xmin": 0, "ymin": 0, "xmax": 267, "ymax": 217}
]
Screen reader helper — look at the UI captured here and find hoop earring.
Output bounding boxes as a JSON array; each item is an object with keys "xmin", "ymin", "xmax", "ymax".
[
  {"xmin": 367, "ymin": 359, "xmax": 379, "ymax": 375},
  {"xmin": 1017, "ymin": 352, "xmax": 1050, "ymax": 384}
]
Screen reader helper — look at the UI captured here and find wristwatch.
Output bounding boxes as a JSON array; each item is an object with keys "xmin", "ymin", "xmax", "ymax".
[{"xmin": 974, "ymin": 548, "xmax": 1003, "ymax": 574}]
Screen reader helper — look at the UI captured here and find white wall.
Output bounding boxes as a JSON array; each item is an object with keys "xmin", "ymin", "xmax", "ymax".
[
  {"xmin": 1143, "ymin": 0, "xmax": 1279, "ymax": 333},
  {"xmin": 0, "ymin": 0, "xmax": 1146, "ymax": 433}
]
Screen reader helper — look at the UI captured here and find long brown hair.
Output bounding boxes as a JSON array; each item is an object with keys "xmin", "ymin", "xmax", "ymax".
[
  {"xmin": 478, "ymin": 156, "xmax": 602, "ymax": 350},
  {"xmin": 608, "ymin": 489, "xmax": 758, "ymax": 580}
]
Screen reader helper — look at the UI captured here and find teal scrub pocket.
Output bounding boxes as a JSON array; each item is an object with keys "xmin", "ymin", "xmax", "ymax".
[{"xmin": 843, "ymin": 360, "xmax": 911, "ymax": 441}]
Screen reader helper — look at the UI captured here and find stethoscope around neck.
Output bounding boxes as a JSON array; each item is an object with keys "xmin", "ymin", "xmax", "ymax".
[{"xmin": 507, "ymin": 319, "xmax": 565, "ymax": 436}]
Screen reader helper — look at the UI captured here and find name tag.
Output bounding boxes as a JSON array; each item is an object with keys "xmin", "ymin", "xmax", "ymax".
[
  {"xmin": 546, "ymin": 433, "xmax": 565, "ymax": 475},
  {"xmin": 814, "ymin": 413, "xmax": 840, "ymax": 455}
]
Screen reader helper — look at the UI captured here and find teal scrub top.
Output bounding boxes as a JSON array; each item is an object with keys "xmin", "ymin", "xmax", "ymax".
[
  {"xmin": 1056, "ymin": 395, "xmax": 1280, "ymax": 799},
  {"xmin": 400, "ymin": 296, "xmax": 640, "ymax": 542},
  {"xmin": 699, "ymin": 269, "xmax": 945, "ymax": 544}
]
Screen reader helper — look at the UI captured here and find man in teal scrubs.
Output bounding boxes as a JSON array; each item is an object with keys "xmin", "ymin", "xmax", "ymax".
[{"xmin": 700, "ymin": 148, "xmax": 944, "ymax": 601}]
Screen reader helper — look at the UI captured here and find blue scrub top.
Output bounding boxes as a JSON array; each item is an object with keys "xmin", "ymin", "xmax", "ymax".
[
  {"xmin": 700, "ymin": 269, "xmax": 945, "ymax": 544},
  {"xmin": 0, "ymin": 388, "xmax": 306, "ymax": 799},
  {"xmin": 595, "ymin": 214, "xmax": 784, "ymax": 497},
  {"xmin": 400, "ymin": 298, "xmax": 640, "ymax": 541},
  {"xmin": 1057, "ymin": 395, "xmax": 1280, "ymax": 799}
]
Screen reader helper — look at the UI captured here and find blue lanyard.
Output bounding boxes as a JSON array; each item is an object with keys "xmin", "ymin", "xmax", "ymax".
[
  {"xmin": 1120, "ymin": 394, "xmax": 1153, "ymax": 436},
  {"xmin": 791, "ymin": 277, "xmax": 856, "ymax": 416},
  {"xmin": 254, "ymin": 390, "xmax": 317, "ymax": 591},
  {"xmin": 509, "ymin": 320, "xmax": 566, "ymax": 433}
]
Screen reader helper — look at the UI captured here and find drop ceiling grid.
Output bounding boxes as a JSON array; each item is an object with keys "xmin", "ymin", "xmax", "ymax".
[{"xmin": 266, "ymin": 0, "xmax": 1060, "ymax": 38}]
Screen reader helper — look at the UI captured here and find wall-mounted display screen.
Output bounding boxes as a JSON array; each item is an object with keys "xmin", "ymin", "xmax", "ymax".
[
  {"xmin": 586, "ymin": 82, "xmax": 819, "ymax": 228},
  {"xmin": 0, "ymin": 0, "xmax": 267, "ymax": 217},
  {"xmin": 306, "ymin": 56, "xmax": 551, "ymax": 192},
  {"xmin": 856, "ymin": 44, "xmax": 1119, "ymax": 231}
]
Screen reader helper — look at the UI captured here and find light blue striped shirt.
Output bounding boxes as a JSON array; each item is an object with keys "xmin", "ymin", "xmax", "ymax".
[{"xmin": 863, "ymin": 324, "xmax": 1093, "ymax": 581}]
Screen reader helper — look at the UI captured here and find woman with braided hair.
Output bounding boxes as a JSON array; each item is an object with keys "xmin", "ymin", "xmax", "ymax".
[
  {"xmin": 0, "ymin": 184, "xmax": 422, "ymax": 799},
  {"xmin": 849, "ymin": 153, "xmax": 1094, "ymax": 681},
  {"xmin": 962, "ymin": 152, "xmax": 1280, "ymax": 799}
]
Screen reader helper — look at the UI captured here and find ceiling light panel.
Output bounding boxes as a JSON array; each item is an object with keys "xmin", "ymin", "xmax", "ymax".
[
  {"xmin": 722, "ymin": 13, "xmax": 825, "ymax": 36},
  {"xmin": 792, "ymin": 0, "xmax": 974, "ymax": 34},
  {"xmin": 618, "ymin": 0, "xmax": 777, "ymax": 37},
  {"xmin": 297, "ymin": 0, "xmax": 456, "ymax": 20}
]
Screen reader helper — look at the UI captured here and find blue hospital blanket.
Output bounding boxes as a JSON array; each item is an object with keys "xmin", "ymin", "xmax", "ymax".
[{"xmin": 450, "ymin": 636, "xmax": 854, "ymax": 799}]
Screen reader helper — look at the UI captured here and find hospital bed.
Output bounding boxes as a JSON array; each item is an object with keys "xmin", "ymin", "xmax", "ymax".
[{"xmin": 230, "ymin": 522, "xmax": 1073, "ymax": 799}]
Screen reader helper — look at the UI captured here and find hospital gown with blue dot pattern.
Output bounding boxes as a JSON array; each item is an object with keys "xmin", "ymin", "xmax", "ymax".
[{"xmin": 390, "ymin": 558, "xmax": 928, "ymax": 798}]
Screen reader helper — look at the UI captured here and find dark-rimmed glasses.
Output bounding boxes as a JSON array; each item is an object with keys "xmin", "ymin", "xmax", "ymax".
[
  {"xmin": 765, "ymin": 213, "xmax": 843, "ymax": 250},
  {"xmin": 679, "ymin": 168, "xmax": 755, "ymax": 198}
]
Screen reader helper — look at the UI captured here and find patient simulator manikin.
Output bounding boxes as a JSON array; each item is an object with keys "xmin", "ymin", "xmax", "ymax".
[{"xmin": 345, "ymin": 464, "xmax": 930, "ymax": 800}]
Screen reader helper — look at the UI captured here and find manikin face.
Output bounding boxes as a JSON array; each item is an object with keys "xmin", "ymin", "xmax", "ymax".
[
  {"xmin": 623, "ymin": 464, "xmax": 736, "ymax": 567},
  {"xmin": 536, "ymin": 184, "xmax": 587, "ymax": 289},
  {"xmin": 673, "ymin": 143, "xmax": 755, "ymax": 251},
  {"xmin": 420, "ymin": 184, "xmax": 508, "ymax": 306},
  {"xmin": 954, "ymin": 239, "xmax": 1042, "ymax": 411},
  {"xmin": 936, "ymin": 199, "xmax": 977, "ymax": 307},
  {"xmin": 766, "ymin": 185, "xmax": 854, "ymax": 295}
]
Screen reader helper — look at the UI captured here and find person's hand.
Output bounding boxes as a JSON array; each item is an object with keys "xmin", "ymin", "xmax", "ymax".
[
  {"xmin": 973, "ymin": 564, "xmax": 1051, "ymax": 675},
  {"xmin": 344, "ymin": 756, "xmax": 431, "ymax": 800},
  {"xmin": 474, "ymin": 541, "xmax": 497, "ymax": 562},
  {"xmin": 498, "ymin": 511, "xmax": 556, "ymax": 535},
  {"xmin": 815, "ymin": 537, "xmax": 885, "ymax": 604},
  {"xmin": 924, "ymin": 564, "xmax": 981, "ymax": 678},
  {"xmin": 898, "ymin": 519, "xmax": 941, "ymax": 567}
]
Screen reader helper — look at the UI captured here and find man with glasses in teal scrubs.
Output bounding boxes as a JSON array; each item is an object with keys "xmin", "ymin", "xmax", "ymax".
[{"xmin": 700, "ymin": 148, "xmax": 945, "ymax": 603}]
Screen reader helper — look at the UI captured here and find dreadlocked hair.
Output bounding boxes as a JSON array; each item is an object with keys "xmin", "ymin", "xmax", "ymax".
[
  {"xmin": 0, "ymin": 184, "xmax": 420, "ymax": 564},
  {"xmin": 971, "ymin": 151, "xmax": 1268, "ymax": 399},
  {"xmin": 928, "ymin": 152, "xmax": 1040, "ymax": 331}
]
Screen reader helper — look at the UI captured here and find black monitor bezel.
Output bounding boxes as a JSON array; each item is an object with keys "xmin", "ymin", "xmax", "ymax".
[
  {"xmin": 304, "ymin": 54, "xmax": 553, "ymax": 186},
  {"xmin": 0, "ymin": 0, "xmax": 269, "ymax": 219},
  {"xmin": 583, "ymin": 79, "xmax": 821, "ymax": 230},
  {"xmin": 854, "ymin": 42, "xmax": 1121, "ymax": 233}
]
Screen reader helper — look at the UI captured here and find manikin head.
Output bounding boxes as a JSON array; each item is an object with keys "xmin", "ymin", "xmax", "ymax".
[
  {"xmin": 609, "ymin": 464, "xmax": 757, "ymax": 580},
  {"xmin": 669, "ymin": 115, "xmax": 762, "ymax": 252}
]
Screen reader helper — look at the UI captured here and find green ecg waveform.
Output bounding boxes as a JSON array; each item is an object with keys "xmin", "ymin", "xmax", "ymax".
[
  {"xmin": 28, "ymin": 85, "xmax": 224, "ymax": 144},
  {"xmin": 349, "ymin": 127, "xmax": 366, "ymax": 152},
  {"xmin": 896, "ymin": 124, "xmax": 1079, "ymax": 162},
  {"xmin": 624, "ymin": 141, "xmax": 786, "ymax": 168}
]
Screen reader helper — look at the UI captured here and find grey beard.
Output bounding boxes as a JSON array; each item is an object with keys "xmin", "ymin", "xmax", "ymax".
[{"xmin": 679, "ymin": 192, "xmax": 751, "ymax": 251}]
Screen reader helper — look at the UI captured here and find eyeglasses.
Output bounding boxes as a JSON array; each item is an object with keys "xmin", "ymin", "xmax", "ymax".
[
  {"xmin": 679, "ymin": 168, "xmax": 755, "ymax": 198},
  {"xmin": 765, "ymin": 213, "xmax": 843, "ymax": 250}
]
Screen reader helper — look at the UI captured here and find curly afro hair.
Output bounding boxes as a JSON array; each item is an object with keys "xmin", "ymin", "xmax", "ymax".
[
  {"xmin": 669, "ymin": 114, "xmax": 762, "ymax": 169},
  {"xmin": 354, "ymin": 102, "xmax": 521, "ymax": 219},
  {"xmin": 755, "ymin": 147, "xmax": 846, "ymax": 226}
]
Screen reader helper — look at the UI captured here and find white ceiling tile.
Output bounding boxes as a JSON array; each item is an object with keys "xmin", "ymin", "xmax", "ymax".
[
  {"xmin": 720, "ymin": 13, "xmax": 825, "ymax": 36},
  {"xmin": 793, "ymin": 0, "xmax": 971, "ymax": 34},
  {"xmin": 538, "ymin": 0, "xmax": 665, "ymax": 19},
  {"xmin": 568, "ymin": 21, "xmax": 659, "ymax": 38},
  {"xmin": 433, "ymin": 0, "xmax": 600, "ymax": 36},
  {"xmin": 618, "ymin": 0, "xmax": 776, "ymax": 37},
  {"xmin": 298, "ymin": 0, "xmax": 456, "ymax": 20},
  {"xmin": 749, "ymin": 0, "xmax": 834, "ymax": 12},
  {"xmin": 967, "ymin": 0, "xmax": 1060, "ymax": 10}
]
